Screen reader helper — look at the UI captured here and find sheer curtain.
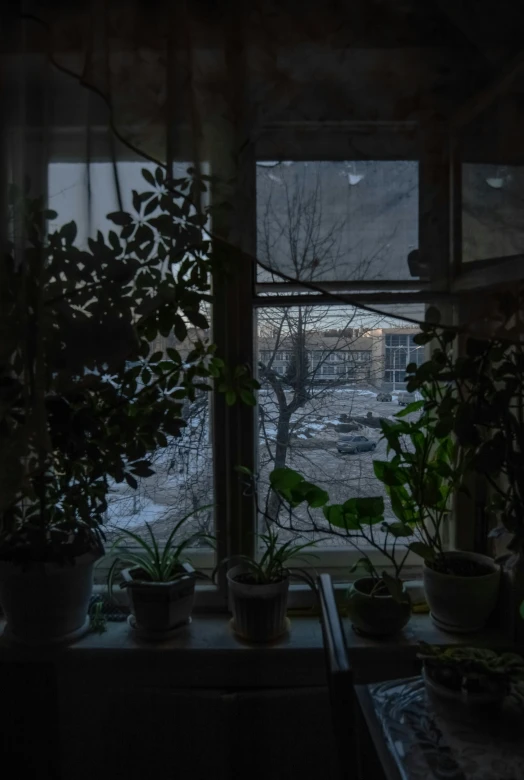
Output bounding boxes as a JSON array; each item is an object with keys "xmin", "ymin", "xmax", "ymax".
[{"xmin": 3, "ymin": 1, "xmax": 524, "ymax": 553}]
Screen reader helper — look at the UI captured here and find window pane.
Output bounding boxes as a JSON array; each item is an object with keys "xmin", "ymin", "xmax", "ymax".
[
  {"xmin": 256, "ymin": 304, "xmax": 424, "ymax": 548},
  {"xmin": 48, "ymin": 161, "xmax": 214, "ymax": 550},
  {"xmin": 257, "ymin": 161, "xmax": 418, "ymax": 282},
  {"xmin": 462, "ymin": 163, "xmax": 524, "ymax": 264}
]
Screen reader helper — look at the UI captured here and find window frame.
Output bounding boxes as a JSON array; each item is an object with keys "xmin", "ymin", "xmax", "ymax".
[
  {"xmin": 249, "ymin": 126, "xmax": 451, "ymax": 582},
  {"xmin": 51, "ymin": 120, "xmax": 475, "ymax": 607}
]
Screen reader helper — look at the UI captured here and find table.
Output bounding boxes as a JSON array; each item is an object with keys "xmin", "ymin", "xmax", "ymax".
[{"xmin": 355, "ymin": 676, "xmax": 524, "ymax": 780}]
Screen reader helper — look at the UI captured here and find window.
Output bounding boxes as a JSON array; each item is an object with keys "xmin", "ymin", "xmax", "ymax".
[
  {"xmin": 47, "ymin": 138, "xmax": 452, "ymax": 593},
  {"xmin": 255, "ymin": 157, "xmax": 427, "ymax": 569}
]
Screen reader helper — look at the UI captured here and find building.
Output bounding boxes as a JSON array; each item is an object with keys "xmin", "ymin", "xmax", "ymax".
[
  {"xmin": 258, "ymin": 326, "xmax": 423, "ymax": 389},
  {"xmin": 369, "ymin": 327, "xmax": 425, "ymax": 390}
]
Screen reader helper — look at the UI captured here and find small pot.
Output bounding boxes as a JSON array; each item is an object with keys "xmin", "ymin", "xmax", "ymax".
[
  {"xmin": 227, "ymin": 564, "xmax": 289, "ymax": 643},
  {"xmin": 346, "ymin": 577, "xmax": 411, "ymax": 637},
  {"xmin": 0, "ymin": 550, "xmax": 100, "ymax": 645},
  {"xmin": 422, "ymin": 665, "xmax": 506, "ymax": 707},
  {"xmin": 123, "ymin": 563, "xmax": 196, "ymax": 634},
  {"xmin": 423, "ymin": 551, "xmax": 500, "ymax": 633}
]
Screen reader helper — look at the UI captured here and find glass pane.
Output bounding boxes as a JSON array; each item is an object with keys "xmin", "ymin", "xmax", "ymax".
[
  {"xmin": 47, "ymin": 161, "xmax": 214, "ymax": 550},
  {"xmin": 462, "ymin": 163, "xmax": 524, "ymax": 263},
  {"xmin": 256, "ymin": 161, "xmax": 418, "ymax": 282},
  {"xmin": 256, "ymin": 304, "xmax": 425, "ymax": 548}
]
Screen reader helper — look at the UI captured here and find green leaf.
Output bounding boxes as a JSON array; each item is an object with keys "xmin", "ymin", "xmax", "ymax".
[
  {"xmin": 351, "ymin": 496, "xmax": 384, "ymax": 519},
  {"xmin": 373, "ymin": 460, "xmax": 407, "ymax": 487},
  {"xmin": 425, "ymin": 306, "xmax": 441, "ymax": 325},
  {"xmin": 381, "ymin": 571, "xmax": 406, "ymax": 603},
  {"xmin": 385, "ymin": 521, "xmax": 413, "ymax": 538},
  {"xmin": 131, "ymin": 461, "xmax": 156, "ymax": 478},
  {"xmin": 174, "ymin": 318, "xmax": 187, "ymax": 343},
  {"xmin": 239, "ymin": 390, "xmax": 256, "ymax": 406},
  {"xmin": 349, "ymin": 557, "xmax": 375, "ymax": 576},
  {"xmin": 142, "ymin": 168, "xmax": 156, "ymax": 186},
  {"xmin": 323, "ymin": 504, "xmax": 360, "ymax": 530},
  {"xmin": 408, "ymin": 542, "xmax": 435, "ymax": 561},
  {"xmin": 296, "ymin": 482, "xmax": 329, "ymax": 508},
  {"xmin": 125, "ymin": 473, "xmax": 138, "ymax": 490},
  {"xmin": 107, "ymin": 211, "xmax": 133, "ymax": 226},
  {"xmin": 396, "ymin": 400, "xmax": 425, "ymax": 417},
  {"xmin": 235, "ymin": 466, "xmax": 253, "ymax": 476},
  {"xmin": 60, "ymin": 220, "xmax": 77, "ymax": 244},
  {"xmin": 270, "ymin": 468, "xmax": 304, "ymax": 491},
  {"xmin": 225, "ymin": 390, "xmax": 236, "ymax": 406}
]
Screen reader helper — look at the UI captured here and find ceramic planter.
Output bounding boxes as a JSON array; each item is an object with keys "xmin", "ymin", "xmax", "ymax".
[
  {"xmin": 346, "ymin": 577, "xmax": 411, "ymax": 637},
  {"xmin": 227, "ymin": 564, "xmax": 289, "ymax": 643},
  {"xmin": 123, "ymin": 563, "xmax": 196, "ymax": 635},
  {"xmin": 0, "ymin": 550, "xmax": 100, "ymax": 645},
  {"xmin": 423, "ymin": 551, "xmax": 500, "ymax": 633}
]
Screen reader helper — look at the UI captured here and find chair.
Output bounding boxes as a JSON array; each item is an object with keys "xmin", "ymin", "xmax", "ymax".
[{"xmin": 318, "ymin": 573, "xmax": 355, "ymax": 780}]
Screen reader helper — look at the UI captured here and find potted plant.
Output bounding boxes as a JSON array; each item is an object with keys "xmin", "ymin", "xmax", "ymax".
[
  {"xmin": 370, "ymin": 391, "xmax": 501, "ymax": 633},
  {"xmin": 403, "ymin": 301, "xmax": 524, "ymax": 634},
  {"xmin": 218, "ymin": 527, "xmax": 318, "ymax": 643},
  {"xmin": 0, "ymin": 168, "xmax": 257, "ymax": 644},
  {"xmin": 107, "ymin": 511, "xmax": 211, "ymax": 638},
  {"xmin": 417, "ymin": 642, "xmax": 524, "ymax": 706},
  {"xmin": 269, "ymin": 468, "xmax": 413, "ymax": 637}
]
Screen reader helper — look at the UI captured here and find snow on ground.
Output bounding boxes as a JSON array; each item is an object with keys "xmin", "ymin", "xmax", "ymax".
[{"xmin": 105, "ymin": 385, "xmax": 421, "ymax": 546}]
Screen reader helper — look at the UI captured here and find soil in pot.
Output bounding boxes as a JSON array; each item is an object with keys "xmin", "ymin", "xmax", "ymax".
[
  {"xmin": 347, "ymin": 577, "xmax": 411, "ymax": 638},
  {"xmin": 427, "ymin": 556, "xmax": 492, "ymax": 577}
]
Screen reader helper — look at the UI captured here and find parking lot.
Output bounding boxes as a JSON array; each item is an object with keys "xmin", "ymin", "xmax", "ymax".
[{"xmin": 106, "ymin": 386, "xmax": 420, "ymax": 545}]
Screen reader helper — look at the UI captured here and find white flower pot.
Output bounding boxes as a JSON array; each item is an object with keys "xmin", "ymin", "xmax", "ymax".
[
  {"xmin": 123, "ymin": 565, "xmax": 196, "ymax": 635},
  {"xmin": 423, "ymin": 551, "xmax": 500, "ymax": 633},
  {"xmin": 0, "ymin": 551, "xmax": 100, "ymax": 645},
  {"xmin": 227, "ymin": 564, "xmax": 289, "ymax": 643}
]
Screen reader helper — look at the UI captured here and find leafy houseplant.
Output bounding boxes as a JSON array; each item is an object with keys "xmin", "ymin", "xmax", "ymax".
[
  {"xmin": 370, "ymin": 393, "xmax": 500, "ymax": 633},
  {"xmin": 218, "ymin": 528, "xmax": 318, "ymax": 643},
  {"xmin": 107, "ymin": 511, "xmax": 212, "ymax": 637},
  {"xmin": 269, "ymin": 468, "xmax": 412, "ymax": 637},
  {"xmin": 417, "ymin": 642, "xmax": 524, "ymax": 706},
  {"xmin": 400, "ymin": 300, "xmax": 524, "ymax": 633},
  {"xmin": 0, "ymin": 168, "xmax": 257, "ymax": 644}
]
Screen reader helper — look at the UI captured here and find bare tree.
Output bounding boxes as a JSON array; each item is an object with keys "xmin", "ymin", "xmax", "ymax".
[{"xmin": 256, "ymin": 162, "xmax": 406, "ymax": 521}]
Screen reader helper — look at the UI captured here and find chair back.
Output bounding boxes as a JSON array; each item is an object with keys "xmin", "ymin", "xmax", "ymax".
[{"xmin": 318, "ymin": 573, "xmax": 354, "ymax": 780}]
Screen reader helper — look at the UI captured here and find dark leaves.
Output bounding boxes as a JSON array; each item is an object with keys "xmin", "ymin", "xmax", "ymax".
[{"xmin": 107, "ymin": 211, "xmax": 133, "ymax": 226}]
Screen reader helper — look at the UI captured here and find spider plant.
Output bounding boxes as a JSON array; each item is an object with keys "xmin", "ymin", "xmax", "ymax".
[
  {"xmin": 217, "ymin": 527, "xmax": 320, "ymax": 591},
  {"xmin": 107, "ymin": 507, "xmax": 213, "ymax": 597}
]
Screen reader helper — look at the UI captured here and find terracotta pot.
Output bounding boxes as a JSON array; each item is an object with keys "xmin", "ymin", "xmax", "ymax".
[
  {"xmin": 227, "ymin": 564, "xmax": 289, "ymax": 643},
  {"xmin": 0, "ymin": 550, "xmax": 100, "ymax": 645},
  {"xmin": 423, "ymin": 551, "xmax": 500, "ymax": 633},
  {"xmin": 123, "ymin": 563, "xmax": 196, "ymax": 634},
  {"xmin": 346, "ymin": 577, "xmax": 411, "ymax": 637}
]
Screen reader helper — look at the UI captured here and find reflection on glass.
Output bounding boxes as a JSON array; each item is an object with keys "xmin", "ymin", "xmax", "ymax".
[
  {"xmin": 256, "ymin": 160, "xmax": 419, "ymax": 282},
  {"xmin": 462, "ymin": 163, "xmax": 524, "ymax": 263}
]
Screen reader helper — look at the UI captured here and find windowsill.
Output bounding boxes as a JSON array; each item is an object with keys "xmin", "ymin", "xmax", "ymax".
[{"xmin": 0, "ymin": 613, "xmax": 512, "ymax": 687}]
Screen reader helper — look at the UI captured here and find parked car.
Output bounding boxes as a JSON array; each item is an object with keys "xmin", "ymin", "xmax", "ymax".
[
  {"xmin": 376, "ymin": 392, "xmax": 392, "ymax": 402},
  {"xmin": 337, "ymin": 435, "xmax": 377, "ymax": 454},
  {"xmin": 397, "ymin": 391, "xmax": 417, "ymax": 406}
]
